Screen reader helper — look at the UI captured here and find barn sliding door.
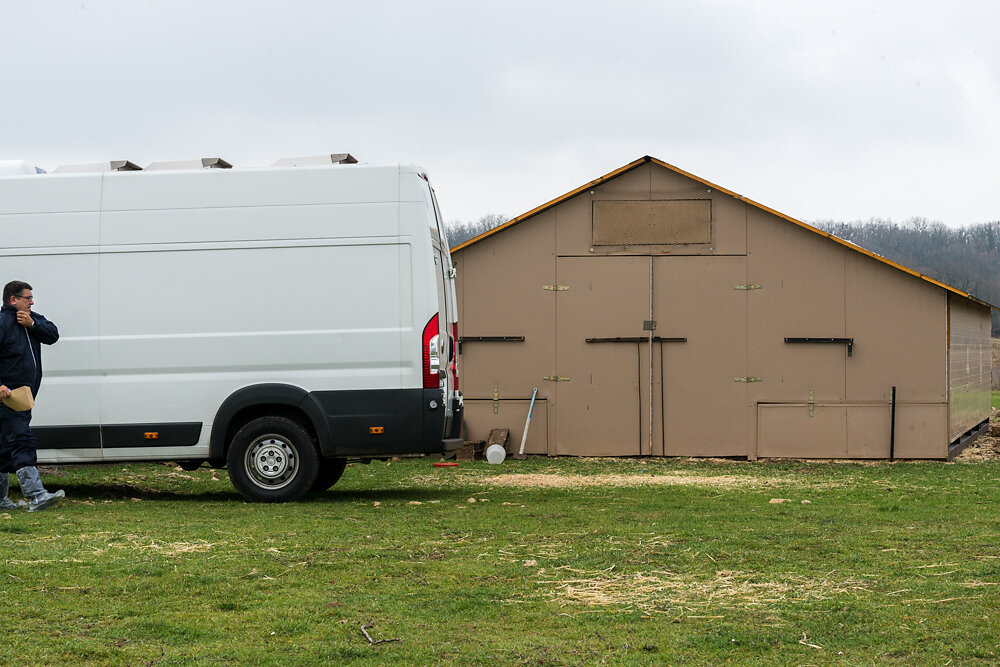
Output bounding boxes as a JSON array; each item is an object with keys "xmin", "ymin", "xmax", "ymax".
[
  {"xmin": 653, "ymin": 256, "xmax": 748, "ymax": 456},
  {"xmin": 553, "ymin": 257, "xmax": 647, "ymax": 455},
  {"xmin": 552, "ymin": 255, "xmax": 748, "ymax": 456}
]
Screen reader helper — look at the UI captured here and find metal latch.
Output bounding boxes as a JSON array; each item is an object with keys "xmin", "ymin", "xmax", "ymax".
[
  {"xmin": 542, "ymin": 285, "xmax": 570, "ymax": 291},
  {"xmin": 808, "ymin": 389, "xmax": 814, "ymax": 417},
  {"xmin": 493, "ymin": 385, "xmax": 499, "ymax": 414},
  {"xmin": 733, "ymin": 376, "xmax": 762, "ymax": 383},
  {"xmin": 734, "ymin": 284, "xmax": 762, "ymax": 290},
  {"xmin": 543, "ymin": 376, "xmax": 571, "ymax": 382}
]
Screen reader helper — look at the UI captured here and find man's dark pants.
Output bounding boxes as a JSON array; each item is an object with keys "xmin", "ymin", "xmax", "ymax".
[{"xmin": 0, "ymin": 404, "xmax": 37, "ymax": 474}]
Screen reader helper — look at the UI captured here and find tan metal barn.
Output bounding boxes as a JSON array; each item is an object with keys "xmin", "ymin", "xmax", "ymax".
[{"xmin": 451, "ymin": 156, "xmax": 994, "ymax": 459}]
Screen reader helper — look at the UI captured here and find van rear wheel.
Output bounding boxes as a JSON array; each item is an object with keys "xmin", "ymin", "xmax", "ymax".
[{"xmin": 226, "ymin": 416, "xmax": 319, "ymax": 502}]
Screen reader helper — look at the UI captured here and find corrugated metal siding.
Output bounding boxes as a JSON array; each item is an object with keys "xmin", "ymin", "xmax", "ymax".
[{"xmin": 948, "ymin": 296, "xmax": 991, "ymax": 441}]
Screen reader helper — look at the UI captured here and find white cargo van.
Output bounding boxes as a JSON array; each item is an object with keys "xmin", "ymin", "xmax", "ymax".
[{"xmin": 0, "ymin": 155, "xmax": 462, "ymax": 501}]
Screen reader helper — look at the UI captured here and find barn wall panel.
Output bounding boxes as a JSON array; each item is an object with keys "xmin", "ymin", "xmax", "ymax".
[
  {"xmin": 948, "ymin": 296, "xmax": 991, "ymax": 440},
  {"xmin": 847, "ymin": 405, "xmax": 891, "ymax": 458},
  {"xmin": 457, "ymin": 210, "xmax": 556, "ymax": 403},
  {"xmin": 747, "ymin": 209, "xmax": 848, "ymax": 404},
  {"xmin": 757, "ymin": 404, "xmax": 848, "ymax": 458},
  {"xmin": 895, "ymin": 404, "xmax": 949, "ymax": 458},
  {"xmin": 845, "ymin": 251, "xmax": 946, "ymax": 403}
]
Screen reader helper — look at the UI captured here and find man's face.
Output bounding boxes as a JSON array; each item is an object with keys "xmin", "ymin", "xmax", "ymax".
[{"xmin": 10, "ymin": 290, "xmax": 33, "ymax": 313}]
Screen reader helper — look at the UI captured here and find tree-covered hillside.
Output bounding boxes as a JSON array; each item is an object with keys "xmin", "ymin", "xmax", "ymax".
[{"xmin": 814, "ymin": 218, "xmax": 1000, "ymax": 333}]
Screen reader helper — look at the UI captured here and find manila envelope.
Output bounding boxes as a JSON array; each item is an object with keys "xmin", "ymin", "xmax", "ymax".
[{"xmin": 2, "ymin": 386, "xmax": 34, "ymax": 411}]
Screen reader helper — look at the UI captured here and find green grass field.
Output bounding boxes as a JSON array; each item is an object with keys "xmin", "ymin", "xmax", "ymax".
[{"xmin": 2, "ymin": 455, "xmax": 1000, "ymax": 665}]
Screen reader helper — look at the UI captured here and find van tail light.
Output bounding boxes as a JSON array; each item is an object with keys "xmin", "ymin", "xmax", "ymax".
[
  {"xmin": 422, "ymin": 313, "xmax": 440, "ymax": 389},
  {"xmin": 450, "ymin": 322, "xmax": 459, "ymax": 391}
]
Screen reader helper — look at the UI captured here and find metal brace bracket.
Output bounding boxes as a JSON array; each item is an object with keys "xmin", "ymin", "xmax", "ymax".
[
  {"xmin": 493, "ymin": 385, "xmax": 499, "ymax": 414},
  {"xmin": 542, "ymin": 285, "xmax": 570, "ymax": 291},
  {"xmin": 734, "ymin": 284, "xmax": 762, "ymax": 290},
  {"xmin": 543, "ymin": 376, "xmax": 571, "ymax": 382},
  {"xmin": 733, "ymin": 376, "xmax": 762, "ymax": 383},
  {"xmin": 808, "ymin": 389, "xmax": 814, "ymax": 417}
]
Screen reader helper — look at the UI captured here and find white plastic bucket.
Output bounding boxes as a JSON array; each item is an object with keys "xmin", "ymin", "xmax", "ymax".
[{"xmin": 485, "ymin": 444, "xmax": 506, "ymax": 464}]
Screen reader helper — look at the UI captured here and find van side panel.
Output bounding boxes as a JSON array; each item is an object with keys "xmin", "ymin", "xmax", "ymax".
[{"xmin": 98, "ymin": 241, "xmax": 404, "ymax": 458}]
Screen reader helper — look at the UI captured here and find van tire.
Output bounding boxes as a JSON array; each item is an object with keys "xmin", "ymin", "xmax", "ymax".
[
  {"xmin": 311, "ymin": 458, "xmax": 348, "ymax": 493},
  {"xmin": 226, "ymin": 416, "xmax": 319, "ymax": 502}
]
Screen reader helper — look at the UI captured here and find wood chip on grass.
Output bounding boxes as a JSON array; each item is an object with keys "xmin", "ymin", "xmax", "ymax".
[
  {"xmin": 532, "ymin": 569, "xmax": 873, "ymax": 615},
  {"xmin": 422, "ymin": 472, "xmax": 782, "ymax": 490}
]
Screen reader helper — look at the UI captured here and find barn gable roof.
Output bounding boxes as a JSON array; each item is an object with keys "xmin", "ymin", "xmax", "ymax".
[{"xmin": 451, "ymin": 155, "xmax": 997, "ymax": 310}]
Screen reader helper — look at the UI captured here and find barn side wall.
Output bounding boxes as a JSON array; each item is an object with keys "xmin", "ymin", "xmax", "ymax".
[{"xmin": 948, "ymin": 295, "xmax": 992, "ymax": 441}]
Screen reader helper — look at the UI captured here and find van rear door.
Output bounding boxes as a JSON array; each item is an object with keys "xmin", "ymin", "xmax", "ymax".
[
  {"xmin": 431, "ymin": 237, "xmax": 455, "ymax": 414},
  {"xmin": 427, "ymin": 184, "xmax": 460, "ymax": 438}
]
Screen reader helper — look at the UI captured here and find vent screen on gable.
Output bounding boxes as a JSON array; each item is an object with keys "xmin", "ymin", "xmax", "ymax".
[{"xmin": 592, "ymin": 200, "xmax": 711, "ymax": 245}]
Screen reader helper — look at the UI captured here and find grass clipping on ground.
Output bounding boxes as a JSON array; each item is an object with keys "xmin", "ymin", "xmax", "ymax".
[
  {"xmin": 481, "ymin": 472, "xmax": 769, "ymax": 490},
  {"xmin": 534, "ymin": 568, "xmax": 872, "ymax": 616}
]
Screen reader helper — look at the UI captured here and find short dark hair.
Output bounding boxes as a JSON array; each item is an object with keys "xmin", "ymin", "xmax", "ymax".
[{"xmin": 3, "ymin": 281, "xmax": 32, "ymax": 305}]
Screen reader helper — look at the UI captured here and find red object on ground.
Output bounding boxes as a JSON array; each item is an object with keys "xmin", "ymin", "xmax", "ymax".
[{"xmin": 433, "ymin": 462, "xmax": 459, "ymax": 467}]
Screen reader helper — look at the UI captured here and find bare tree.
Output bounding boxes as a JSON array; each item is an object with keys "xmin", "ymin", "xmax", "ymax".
[{"xmin": 445, "ymin": 213, "xmax": 509, "ymax": 247}]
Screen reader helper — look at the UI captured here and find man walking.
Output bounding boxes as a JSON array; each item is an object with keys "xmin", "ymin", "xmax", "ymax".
[{"xmin": 0, "ymin": 281, "xmax": 64, "ymax": 512}]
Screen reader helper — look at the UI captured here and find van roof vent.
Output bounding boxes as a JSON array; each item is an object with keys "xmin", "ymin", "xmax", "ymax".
[
  {"xmin": 52, "ymin": 160, "xmax": 143, "ymax": 173},
  {"xmin": 271, "ymin": 153, "xmax": 358, "ymax": 167},
  {"xmin": 145, "ymin": 157, "xmax": 233, "ymax": 171},
  {"xmin": 0, "ymin": 160, "xmax": 43, "ymax": 176}
]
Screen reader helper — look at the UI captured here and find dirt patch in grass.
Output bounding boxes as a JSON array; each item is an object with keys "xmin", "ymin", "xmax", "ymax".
[
  {"xmin": 473, "ymin": 472, "xmax": 778, "ymax": 490},
  {"xmin": 536, "ymin": 568, "xmax": 872, "ymax": 615}
]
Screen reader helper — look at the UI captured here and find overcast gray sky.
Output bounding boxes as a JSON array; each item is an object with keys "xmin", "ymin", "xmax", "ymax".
[{"xmin": 2, "ymin": 1, "xmax": 997, "ymax": 226}]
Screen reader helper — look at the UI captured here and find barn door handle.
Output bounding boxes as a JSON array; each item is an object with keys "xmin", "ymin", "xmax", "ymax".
[
  {"xmin": 458, "ymin": 335, "xmax": 524, "ymax": 353},
  {"xmin": 585, "ymin": 337, "xmax": 687, "ymax": 343}
]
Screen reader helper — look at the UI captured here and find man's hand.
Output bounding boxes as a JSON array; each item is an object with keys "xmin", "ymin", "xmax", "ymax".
[
  {"xmin": 0, "ymin": 385, "xmax": 9, "ymax": 400},
  {"xmin": 16, "ymin": 311, "xmax": 33, "ymax": 328}
]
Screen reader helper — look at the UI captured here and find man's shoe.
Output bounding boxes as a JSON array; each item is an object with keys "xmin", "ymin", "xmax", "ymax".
[
  {"xmin": 27, "ymin": 489, "xmax": 65, "ymax": 512},
  {"xmin": 0, "ymin": 497, "xmax": 27, "ymax": 510}
]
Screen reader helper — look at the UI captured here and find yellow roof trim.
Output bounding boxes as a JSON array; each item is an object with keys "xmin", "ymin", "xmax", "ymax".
[{"xmin": 452, "ymin": 155, "xmax": 997, "ymax": 311}]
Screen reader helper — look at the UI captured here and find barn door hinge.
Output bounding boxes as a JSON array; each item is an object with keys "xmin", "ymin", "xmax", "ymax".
[
  {"xmin": 542, "ymin": 285, "xmax": 570, "ymax": 291},
  {"xmin": 543, "ymin": 376, "xmax": 571, "ymax": 382},
  {"xmin": 734, "ymin": 284, "xmax": 762, "ymax": 290},
  {"xmin": 808, "ymin": 389, "xmax": 815, "ymax": 417},
  {"xmin": 493, "ymin": 385, "xmax": 499, "ymax": 414},
  {"xmin": 733, "ymin": 376, "xmax": 762, "ymax": 383}
]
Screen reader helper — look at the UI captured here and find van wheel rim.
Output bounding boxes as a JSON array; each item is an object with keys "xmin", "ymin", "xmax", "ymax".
[{"xmin": 246, "ymin": 434, "xmax": 297, "ymax": 489}]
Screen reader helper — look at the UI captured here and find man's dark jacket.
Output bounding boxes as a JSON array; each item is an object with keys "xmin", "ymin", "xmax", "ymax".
[{"xmin": 0, "ymin": 304, "xmax": 59, "ymax": 398}]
